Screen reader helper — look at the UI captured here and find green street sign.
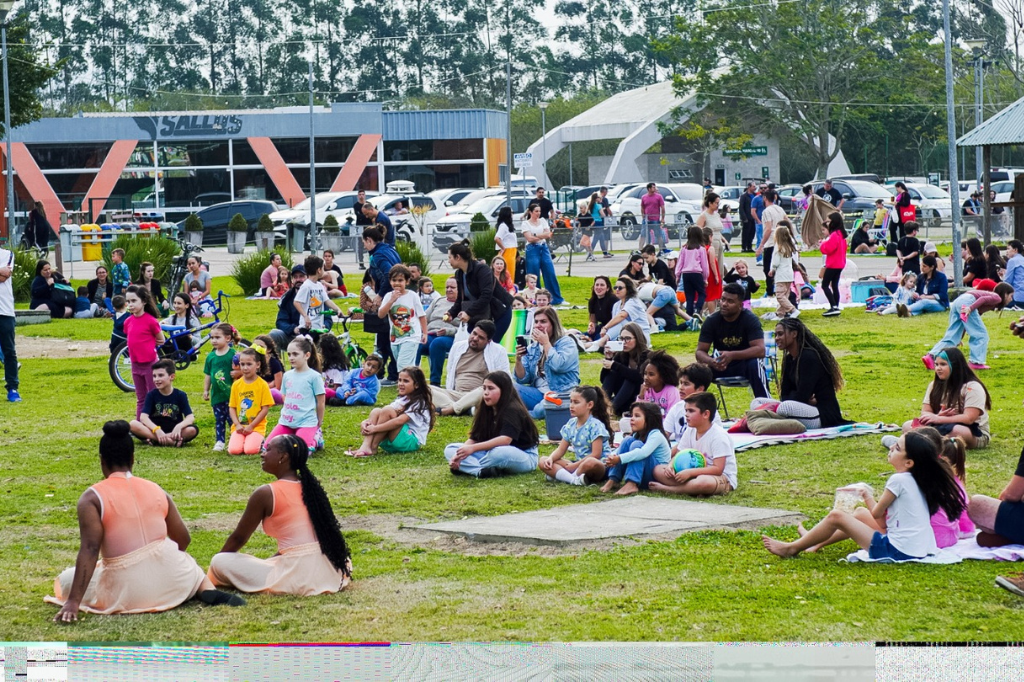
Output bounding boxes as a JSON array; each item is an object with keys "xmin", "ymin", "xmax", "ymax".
[
  {"xmin": 734, "ymin": 172, "xmax": 742, "ymax": 181},
  {"xmin": 762, "ymin": 166, "xmax": 770, "ymax": 179},
  {"xmin": 724, "ymin": 146, "xmax": 768, "ymax": 157}
]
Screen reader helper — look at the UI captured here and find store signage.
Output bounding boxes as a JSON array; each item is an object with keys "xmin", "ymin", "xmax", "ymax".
[
  {"xmin": 134, "ymin": 114, "xmax": 244, "ymax": 139},
  {"xmin": 723, "ymin": 146, "xmax": 768, "ymax": 157}
]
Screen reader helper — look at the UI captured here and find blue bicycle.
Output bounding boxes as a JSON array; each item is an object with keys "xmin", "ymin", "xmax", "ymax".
[{"xmin": 109, "ymin": 290, "xmax": 250, "ymax": 392}]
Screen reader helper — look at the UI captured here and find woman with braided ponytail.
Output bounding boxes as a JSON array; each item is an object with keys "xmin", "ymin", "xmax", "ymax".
[
  {"xmin": 749, "ymin": 317, "xmax": 850, "ymax": 428},
  {"xmin": 208, "ymin": 435, "xmax": 352, "ymax": 595}
]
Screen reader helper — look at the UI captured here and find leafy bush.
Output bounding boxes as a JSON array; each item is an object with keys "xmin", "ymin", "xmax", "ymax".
[
  {"xmin": 469, "ymin": 212, "xmax": 491, "ymax": 233},
  {"xmin": 395, "ymin": 240, "xmax": 430, "ymax": 276},
  {"xmin": 469, "ymin": 228, "xmax": 498, "ymax": 265},
  {"xmin": 10, "ymin": 247, "xmax": 38, "ymax": 302},
  {"xmin": 322, "ymin": 214, "xmax": 340, "ymax": 233},
  {"xmin": 230, "ymin": 247, "xmax": 294, "ymax": 295},
  {"xmin": 184, "ymin": 213, "xmax": 203, "ymax": 232},
  {"xmin": 228, "ymin": 213, "xmax": 248, "ymax": 232},
  {"xmin": 101, "ymin": 235, "xmax": 179, "ymax": 283},
  {"xmin": 256, "ymin": 214, "xmax": 274, "ymax": 232}
]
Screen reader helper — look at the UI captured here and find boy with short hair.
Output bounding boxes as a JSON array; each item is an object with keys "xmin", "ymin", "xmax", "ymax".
[
  {"xmin": 665, "ymin": 363, "xmax": 720, "ymax": 449},
  {"xmin": 110, "ymin": 248, "xmax": 131, "ymax": 296},
  {"xmin": 897, "ymin": 222, "xmax": 922, "ymax": 275},
  {"xmin": 129, "ymin": 359, "xmax": 199, "ymax": 446},
  {"xmin": 109, "ymin": 295, "xmax": 129, "ymax": 353},
  {"xmin": 294, "ymin": 254, "xmax": 342, "ymax": 332},
  {"xmin": 73, "ymin": 286, "xmax": 98, "ymax": 319},
  {"xmin": 378, "ymin": 264, "xmax": 427, "ymax": 370},
  {"xmin": 641, "ymin": 244, "xmax": 677, "ymax": 289},
  {"xmin": 872, "ymin": 199, "xmax": 887, "ymax": 229},
  {"xmin": 651, "ymin": 391, "xmax": 737, "ymax": 496}
]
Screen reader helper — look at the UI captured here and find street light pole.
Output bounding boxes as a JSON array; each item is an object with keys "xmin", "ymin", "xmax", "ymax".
[
  {"xmin": 966, "ymin": 40, "xmax": 987, "ymax": 191},
  {"xmin": 942, "ymin": 0, "xmax": 963, "ymax": 287},
  {"xmin": 0, "ymin": 1, "xmax": 15, "ymax": 244},
  {"xmin": 308, "ymin": 59, "xmax": 317, "ymax": 254},
  {"xmin": 539, "ymin": 101, "xmax": 548, "ymax": 189}
]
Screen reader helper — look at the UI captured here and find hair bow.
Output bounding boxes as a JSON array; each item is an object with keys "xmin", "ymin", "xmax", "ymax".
[{"xmin": 251, "ymin": 344, "xmax": 266, "ymax": 355}]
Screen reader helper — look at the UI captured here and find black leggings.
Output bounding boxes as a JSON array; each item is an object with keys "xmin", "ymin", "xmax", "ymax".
[
  {"xmin": 822, "ymin": 267, "xmax": 843, "ymax": 309},
  {"xmin": 602, "ymin": 374, "xmax": 642, "ymax": 417}
]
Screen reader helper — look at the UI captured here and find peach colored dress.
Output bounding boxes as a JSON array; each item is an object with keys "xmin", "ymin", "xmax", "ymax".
[
  {"xmin": 207, "ymin": 479, "xmax": 351, "ymax": 596},
  {"xmin": 45, "ymin": 472, "xmax": 206, "ymax": 614}
]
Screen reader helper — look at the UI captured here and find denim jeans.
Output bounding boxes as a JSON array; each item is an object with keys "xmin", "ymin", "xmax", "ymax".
[
  {"xmin": 681, "ymin": 272, "xmax": 706, "ymax": 316},
  {"xmin": 607, "ymin": 436, "xmax": 658, "ymax": 488},
  {"xmin": 929, "ymin": 293, "xmax": 990, "ymax": 364},
  {"xmin": 419, "ymin": 334, "xmax": 454, "ymax": 386},
  {"xmin": 444, "ymin": 443, "xmax": 539, "ymax": 477},
  {"xmin": 651, "ymin": 286, "xmax": 676, "ymax": 311},
  {"xmin": 525, "ymin": 243, "xmax": 563, "ymax": 304},
  {"xmin": 712, "ymin": 357, "xmax": 769, "ymax": 399},
  {"xmin": 0, "ymin": 315, "xmax": 17, "ymax": 391},
  {"xmin": 907, "ymin": 298, "xmax": 945, "ymax": 316},
  {"xmin": 515, "ymin": 383, "xmax": 548, "ymax": 419},
  {"xmin": 643, "ymin": 220, "xmax": 666, "ymax": 250},
  {"xmin": 755, "ymin": 223, "xmax": 763, "ymax": 252}
]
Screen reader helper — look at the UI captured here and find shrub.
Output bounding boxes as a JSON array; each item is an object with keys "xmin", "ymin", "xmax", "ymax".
[
  {"xmin": 256, "ymin": 214, "xmax": 274, "ymax": 232},
  {"xmin": 230, "ymin": 247, "xmax": 294, "ymax": 295},
  {"xmin": 184, "ymin": 213, "xmax": 203, "ymax": 232},
  {"xmin": 227, "ymin": 213, "xmax": 248, "ymax": 232},
  {"xmin": 101, "ymin": 234, "xmax": 179, "ymax": 283},
  {"xmin": 10, "ymin": 247, "xmax": 38, "ymax": 302},
  {"xmin": 469, "ymin": 228, "xmax": 498, "ymax": 265},
  {"xmin": 469, "ymin": 212, "xmax": 490, "ymax": 233},
  {"xmin": 322, "ymin": 214, "xmax": 340, "ymax": 233},
  {"xmin": 395, "ymin": 241, "xmax": 430, "ymax": 276}
]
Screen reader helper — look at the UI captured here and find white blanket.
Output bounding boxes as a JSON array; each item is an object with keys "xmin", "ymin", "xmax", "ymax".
[{"xmin": 843, "ymin": 534, "xmax": 1024, "ymax": 564}]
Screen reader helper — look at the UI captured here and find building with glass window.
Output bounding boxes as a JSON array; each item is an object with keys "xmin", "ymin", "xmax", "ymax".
[{"xmin": 0, "ymin": 103, "xmax": 508, "ymax": 234}]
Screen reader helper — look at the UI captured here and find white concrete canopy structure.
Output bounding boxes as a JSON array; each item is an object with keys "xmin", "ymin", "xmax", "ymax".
[{"xmin": 526, "ymin": 80, "xmax": 850, "ymax": 188}]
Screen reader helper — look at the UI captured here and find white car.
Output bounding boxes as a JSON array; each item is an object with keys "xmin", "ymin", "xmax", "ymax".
[
  {"xmin": 270, "ymin": 191, "xmax": 379, "ymax": 250},
  {"xmin": 428, "ymin": 187, "xmax": 479, "ymax": 209},
  {"xmin": 615, "ymin": 183, "xmax": 735, "ymax": 240},
  {"xmin": 431, "ymin": 194, "xmax": 533, "ymax": 252},
  {"xmin": 903, "ymin": 183, "xmax": 953, "ymax": 227}
]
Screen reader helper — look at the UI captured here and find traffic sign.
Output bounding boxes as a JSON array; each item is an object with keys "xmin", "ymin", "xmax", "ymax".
[{"xmin": 514, "ymin": 152, "xmax": 533, "ymax": 169}]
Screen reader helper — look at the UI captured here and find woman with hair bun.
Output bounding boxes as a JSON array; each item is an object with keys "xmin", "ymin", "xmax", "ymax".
[
  {"xmin": 47, "ymin": 421, "xmax": 243, "ymax": 622},
  {"xmin": 208, "ymin": 435, "xmax": 352, "ymax": 595}
]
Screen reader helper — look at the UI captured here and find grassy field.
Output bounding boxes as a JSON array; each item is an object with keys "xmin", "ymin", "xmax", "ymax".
[{"xmin": 4, "ymin": 273, "xmax": 1024, "ymax": 642}]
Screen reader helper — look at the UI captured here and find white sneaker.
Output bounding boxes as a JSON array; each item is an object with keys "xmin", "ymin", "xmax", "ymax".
[
  {"xmin": 761, "ymin": 312, "xmax": 779, "ymax": 321},
  {"xmin": 571, "ymin": 474, "xmax": 587, "ymax": 486},
  {"xmin": 881, "ymin": 435, "xmax": 898, "ymax": 449},
  {"xmin": 213, "ymin": 441, "xmax": 225, "ymax": 452},
  {"xmin": 788, "ymin": 309, "xmax": 801, "ymax": 318},
  {"xmin": 584, "ymin": 342, "xmax": 602, "ymax": 353}
]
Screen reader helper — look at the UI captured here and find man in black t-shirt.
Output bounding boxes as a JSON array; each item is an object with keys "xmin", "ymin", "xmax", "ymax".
[
  {"xmin": 695, "ymin": 284, "xmax": 769, "ymax": 398},
  {"xmin": 352, "ymin": 189, "xmax": 374, "ymax": 269},
  {"xmin": 533, "ymin": 188, "xmax": 554, "ymax": 222},
  {"xmin": 897, "ymin": 222, "xmax": 922, "ymax": 275},
  {"xmin": 815, "ymin": 179, "xmax": 845, "ymax": 210}
]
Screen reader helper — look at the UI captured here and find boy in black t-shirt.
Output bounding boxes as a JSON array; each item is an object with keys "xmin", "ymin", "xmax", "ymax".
[
  {"xmin": 129, "ymin": 359, "xmax": 198, "ymax": 446},
  {"xmin": 641, "ymin": 244, "xmax": 677, "ymax": 289},
  {"xmin": 897, "ymin": 222, "xmax": 922, "ymax": 275}
]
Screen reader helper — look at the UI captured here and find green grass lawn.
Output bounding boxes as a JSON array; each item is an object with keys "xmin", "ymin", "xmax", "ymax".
[{"xmin": 4, "ymin": 274, "xmax": 1024, "ymax": 642}]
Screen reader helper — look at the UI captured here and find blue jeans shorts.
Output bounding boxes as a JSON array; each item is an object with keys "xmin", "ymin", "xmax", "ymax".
[{"xmin": 868, "ymin": 532, "xmax": 918, "ymax": 561}]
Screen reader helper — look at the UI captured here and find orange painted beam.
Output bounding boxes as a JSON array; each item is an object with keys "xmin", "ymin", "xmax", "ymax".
[
  {"xmin": 246, "ymin": 137, "xmax": 306, "ymax": 208},
  {"xmin": 1, "ymin": 142, "xmax": 66, "ymax": 232},
  {"xmin": 81, "ymin": 139, "xmax": 138, "ymax": 221},
  {"xmin": 331, "ymin": 134, "xmax": 381, "ymax": 192}
]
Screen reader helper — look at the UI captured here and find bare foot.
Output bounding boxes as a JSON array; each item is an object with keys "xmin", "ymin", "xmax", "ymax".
[
  {"xmin": 648, "ymin": 482, "xmax": 669, "ymax": 493},
  {"xmin": 348, "ymin": 450, "xmax": 373, "ymax": 458},
  {"xmin": 762, "ymin": 535, "xmax": 799, "ymax": 558},
  {"xmin": 600, "ymin": 479, "xmax": 618, "ymax": 493},
  {"xmin": 440, "ymin": 406, "xmax": 455, "ymax": 417},
  {"xmin": 797, "ymin": 522, "xmax": 809, "ymax": 537},
  {"xmin": 615, "ymin": 481, "xmax": 639, "ymax": 496}
]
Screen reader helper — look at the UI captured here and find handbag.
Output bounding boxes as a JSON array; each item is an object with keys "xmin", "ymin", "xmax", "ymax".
[{"xmin": 899, "ymin": 204, "xmax": 916, "ymax": 224}]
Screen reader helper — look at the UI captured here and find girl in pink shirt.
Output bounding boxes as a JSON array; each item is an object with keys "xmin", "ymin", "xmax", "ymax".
[
  {"xmin": 124, "ymin": 286, "xmax": 164, "ymax": 418},
  {"xmin": 930, "ymin": 434, "xmax": 974, "ymax": 548},
  {"xmin": 675, "ymin": 225, "xmax": 709, "ymax": 318},
  {"xmin": 923, "ymin": 283, "xmax": 1015, "ymax": 370},
  {"xmin": 640, "ymin": 350, "xmax": 681, "ymax": 415},
  {"xmin": 818, "ymin": 212, "xmax": 848, "ymax": 316}
]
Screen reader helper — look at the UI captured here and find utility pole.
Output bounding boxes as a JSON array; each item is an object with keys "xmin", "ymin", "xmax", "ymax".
[
  {"xmin": 942, "ymin": 0, "xmax": 963, "ymax": 286},
  {"xmin": 308, "ymin": 59, "xmax": 317, "ymax": 254},
  {"xmin": 1, "ymin": 1, "xmax": 15, "ymax": 243},
  {"xmin": 505, "ymin": 59, "xmax": 512, "ymax": 205}
]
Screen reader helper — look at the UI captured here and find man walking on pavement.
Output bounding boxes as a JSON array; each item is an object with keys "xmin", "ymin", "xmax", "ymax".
[
  {"xmin": 750, "ymin": 183, "xmax": 767, "ymax": 264},
  {"xmin": 534, "ymin": 187, "xmax": 555, "ymax": 222},
  {"xmin": 738, "ymin": 181, "xmax": 756, "ymax": 253},
  {"xmin": 352, "ymin": 188, "xmax": 373, "ymax": 269}
]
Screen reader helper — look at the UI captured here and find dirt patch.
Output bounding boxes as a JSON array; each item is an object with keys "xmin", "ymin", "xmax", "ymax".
[{"xmin": 14, "ymin": 336, "xmax": 110, "ymax": 359}]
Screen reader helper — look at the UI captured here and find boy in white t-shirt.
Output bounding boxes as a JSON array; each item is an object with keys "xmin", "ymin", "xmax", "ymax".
[
  {"xmin": 378, "ymin": 264, "xmax": 427, "ymax": 372},
  {"xmin": 651, "ymin": 391, "xmax": 736, "ymax": 496},
  {"xmin": 294, "ymin": 254, "xmax": 342, "ymax": 332},
  {"xmin": 665, "ymin": 363, "xmax": 721, "ymax": 449}
]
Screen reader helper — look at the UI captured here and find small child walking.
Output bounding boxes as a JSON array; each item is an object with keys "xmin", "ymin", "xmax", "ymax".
[
  {"xmin": 123, "ymin": 286, "xmax": 164, "ymax": 419},
  {"xmin": 600, "ymin": 401, "xmax": 672, "ymax": 496},
  {"xmin": 538, "ymin": 386, "xmax": 613, "ymax": 485},
  {"xmin": 203, "ymin": 322, "xmax": 239, "ymax": 452},
  {"xmin": 347, "ymin": 366, "xmax": 433, "ymax": 457},
  {"xmin": 110, "ymin": 248, "xmax": 131, "ymax": 296},
  {"xmin": 228, "ymin": 348, "xmax": 275, "ymax": 455},
  {"xmin": 331, "ymin": 354, "xmax": 382, "ymax": 407},
  {"xmin": 267, "ymin": 336, "xmax": 326, "ymax": 452},
  {"xmin": 767, "ymin": 222, "xmax": 799, "ymax": 320},
  {"xmin": 818, "ymin": 212, "xmax": 848, "ymax": 317}
]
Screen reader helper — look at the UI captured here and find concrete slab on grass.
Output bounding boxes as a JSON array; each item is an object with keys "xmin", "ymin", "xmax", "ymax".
[{"xmin": 415, "ymin": 496, "xmax": 802, "ymax": 546}]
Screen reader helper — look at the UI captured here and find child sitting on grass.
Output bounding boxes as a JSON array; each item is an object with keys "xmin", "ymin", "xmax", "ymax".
[
  {"xmin": 650, "ymin": 391, "xmax": 737, "ymax": 496},
  {"xmin": 129, "ymin": 359, "xmax": 198, "ymax": 446},
  {"xmin": 228, "ymin": 348, "xmax": 275, "ymax": 456},
  {"xmin": 640, "ymin": 350, "xmax": 680, "ymax": 415},
  {"xmin": 601, "ymin": 401, "xmax": 672, "ymax": 496},
  {"xmin": 73, "ymin": 286, "xmax": 99, "ymax": 319},
  {"xmin": 347, "ymin": 366, "xmax": 433, "ymax": 458},
  {"xmin": 538, "ymin": 386, "xmax": 614, "ymax": 486},
  {"xmin": 329, "ymin": 354, "xmax": 382, "ymax": 407},
  {"xmin": 664, "ymin": 363, "xmax": 720, "ymax": 449},
  {"xmin": 318, "ymin": 334, "xmax": 350, "ymax": 401}
]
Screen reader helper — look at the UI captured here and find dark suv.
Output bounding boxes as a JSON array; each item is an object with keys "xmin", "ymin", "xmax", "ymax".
[
  {"xmin": 810, "ymin": 180, "xmax": 893, "ymax": 217},
  {"xmin": 176, "ymin": 200, "xmax": 281, "ymax": 245}
]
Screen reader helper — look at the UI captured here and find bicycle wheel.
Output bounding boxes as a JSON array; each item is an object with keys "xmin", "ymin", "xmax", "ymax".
[
  {"xmin": 346, "ymin": 344, "xmax": 367, "ymax": 369},
  {"xmin": 109, "ymin": 341, "xmax": 135, "ymax": 393}
]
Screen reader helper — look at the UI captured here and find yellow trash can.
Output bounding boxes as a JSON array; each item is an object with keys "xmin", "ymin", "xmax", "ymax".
[{"xmin": 81, "ymin": 224, "xmax": 102, "ymax": 261}]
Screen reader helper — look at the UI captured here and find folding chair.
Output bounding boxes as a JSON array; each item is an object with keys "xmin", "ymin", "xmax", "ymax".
[{"xmin": 712, "ymin": 332, "xmax": 779, "ymax": 421}]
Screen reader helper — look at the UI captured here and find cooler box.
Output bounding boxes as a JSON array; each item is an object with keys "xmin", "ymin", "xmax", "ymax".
[
  {"xmin": 544, "ymin": 391, "xmax": 573, "ymax": 441},
  {"xmin": 850, "ymin": 279, "xmax": 885, "ymax": 304}
]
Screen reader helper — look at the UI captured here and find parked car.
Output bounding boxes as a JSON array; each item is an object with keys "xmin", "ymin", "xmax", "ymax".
[
  {"xmin": 449, "ymin": 187, "xmax": 514, "ymax": 211},
  {"xmin": 716, "ymin": 186, "xmax": 745, "ymax": 202},
  {"xmin": 901, "ymin": 183, "xmax": 953, "ymax": 227},
  {"xmin": 432, "ymin": 194, "xmax": 533, "ymax": 252},
  {"xmin": 176, "ymin": 200, "xmax": 281, "ymax": 245},
  {"xmin": 810, "ymin": 179, "xmax": 893, "ymax": 217},
  {"xmin": 270, "ymin": 191, "xmax": 380, "ymax": 251},
  {"xmin": 428, "ymin": 188, "xmax": 477, "ymax": 209},
  {"xmin": 615, "ymin": 183, "xmax": 735, "ymax": 240},
  {"xmin": 774, "ymin": 184, "xmax": 806, "ymax": 213}
]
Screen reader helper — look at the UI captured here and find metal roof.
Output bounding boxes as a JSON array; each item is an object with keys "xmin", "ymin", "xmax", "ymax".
[{"xmin": 957, "ymin": 93, "xmax": 1024, "ymax": 147}]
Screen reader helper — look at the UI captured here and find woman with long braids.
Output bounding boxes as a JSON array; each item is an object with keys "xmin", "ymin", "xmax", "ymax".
[
  {"xmin": 208, "ymin": 435, "xmax": 352, "ymax": 595},
  {"xmin": 749, "ymin": 318, "xmax": 850, "ymax": 428}
]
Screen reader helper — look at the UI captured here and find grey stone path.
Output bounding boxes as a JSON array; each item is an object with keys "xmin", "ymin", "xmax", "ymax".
[{"xmin": 415, "ymin": 496, "xmax": 802, "ymax": 546}]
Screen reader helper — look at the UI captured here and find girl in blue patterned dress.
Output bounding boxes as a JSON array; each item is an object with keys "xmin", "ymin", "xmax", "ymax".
[{"xmin": 538, "ymin": 386, "xmax": 614, "ymax": 485}]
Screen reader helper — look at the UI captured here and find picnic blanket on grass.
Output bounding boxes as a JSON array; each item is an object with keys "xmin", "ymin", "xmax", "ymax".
[
  {"xmin": 844, "ymin": 534, "xmax": 1024, "ymax": 564},
  {"xmin": 729, "ymin": 422, "xmax": 899, "ymax": 452}
]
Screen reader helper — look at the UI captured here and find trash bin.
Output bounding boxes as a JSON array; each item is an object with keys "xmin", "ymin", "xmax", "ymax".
[
  {"xmin": 59, "ymin": 224, "xmax": 83, "ymax": 262},
  {"xmin": 289, "ymin": 223, "xmax": 307, "ymax": 252},
  {"xmin": 80, "ymin": 224, "xmax": 101, "ymax": 261}
]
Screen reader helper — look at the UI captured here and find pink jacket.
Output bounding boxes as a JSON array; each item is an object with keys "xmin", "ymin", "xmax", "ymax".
[
  {"xmin": 675, "ymin": 246, "xmax": 709, "ymax": 280},
  {"xmin": 965, "ymin": 290, "xmax": 1004, "ymax": 314},
  {"xmin": 819, "ymin": 231, "xmax": 848, "ymax": 269}
]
